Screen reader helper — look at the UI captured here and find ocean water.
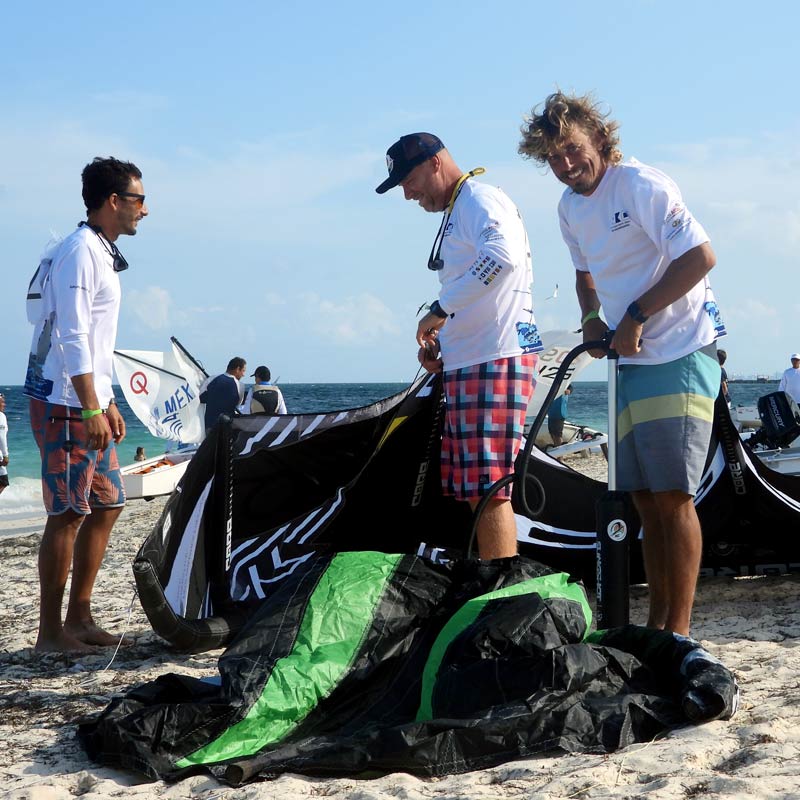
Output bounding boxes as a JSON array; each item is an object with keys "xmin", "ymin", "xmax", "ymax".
[{"xmin": 0, "ymin": 379, "xmax": 779, "ymax": 518}]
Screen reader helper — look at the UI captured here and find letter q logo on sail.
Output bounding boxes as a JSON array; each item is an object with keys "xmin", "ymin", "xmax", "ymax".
[{"xmin": 607, "ymin": 518, "xmax": 627, "ymax": 542}]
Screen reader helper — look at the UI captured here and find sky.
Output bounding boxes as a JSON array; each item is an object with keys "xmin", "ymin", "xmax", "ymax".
[{"xmin": 1, "ymin": 1, "xmax": 797, "ymax": 384}]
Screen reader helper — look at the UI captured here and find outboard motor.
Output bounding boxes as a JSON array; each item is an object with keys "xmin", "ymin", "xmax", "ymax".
[{"xmin": 747, "ymin": 391, "xmax": 800, "ymax": 449}]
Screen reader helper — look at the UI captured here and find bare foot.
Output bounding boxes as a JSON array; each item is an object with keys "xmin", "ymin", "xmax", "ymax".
[
  {"xmin": 35, "ymin": 630, "xmax": 100, "ymax": 654},
  {"xmin": 64, "ymin": 621, "xmax": 130, "ymax": 647}
]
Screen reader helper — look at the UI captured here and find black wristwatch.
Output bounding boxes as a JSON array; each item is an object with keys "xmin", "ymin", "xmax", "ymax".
[
  {"xmin": 429, "ymin": 300, "xmax": 449, "ymax": 319},
  {"xmin": 627, "ymin": 300, "xmax": 649, "ymax": 324}
]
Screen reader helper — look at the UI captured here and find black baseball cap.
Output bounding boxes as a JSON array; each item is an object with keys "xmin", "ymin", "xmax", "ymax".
[
  {"xmin": 251, "ymin": 366, "xmax": 271, "ymax": 381},
  {"xmin": 375, "ymin": 133, "xmax": 445, "ymax": 194}
]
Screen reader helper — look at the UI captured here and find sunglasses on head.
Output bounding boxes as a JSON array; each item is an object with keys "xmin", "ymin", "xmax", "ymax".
[{"xmin": 117, "ymin": 191, "xmax": 146, "ymax": 208}]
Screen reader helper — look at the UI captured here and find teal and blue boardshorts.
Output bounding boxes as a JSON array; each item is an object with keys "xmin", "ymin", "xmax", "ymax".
[{"xmin": 617, "ymin": 343, "xmax": 721, "ymax": 496}]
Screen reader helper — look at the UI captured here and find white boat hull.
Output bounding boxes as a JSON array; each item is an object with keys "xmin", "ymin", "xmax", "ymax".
[
  {"xmin": 121, "ymin": 451, "xmax": 194, "ymax": 500},
  {"xmin": 753, "ymin": 446, "xmax": 800, "ymax": 476}
]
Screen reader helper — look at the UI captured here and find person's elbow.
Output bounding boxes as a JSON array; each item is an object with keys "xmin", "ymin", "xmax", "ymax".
[{"xmin": 696, "ymin": 242, "xmax": 716, "ymax": 274}]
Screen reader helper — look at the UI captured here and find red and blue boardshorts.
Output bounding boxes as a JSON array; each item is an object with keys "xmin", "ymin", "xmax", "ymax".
[
  {"xmin": 441, "ymin": 354, "xmax": 537, "ymax": 500},
  {"xmin": 29, "ymin": 398, "xmax": 126, "ymax": 516}
]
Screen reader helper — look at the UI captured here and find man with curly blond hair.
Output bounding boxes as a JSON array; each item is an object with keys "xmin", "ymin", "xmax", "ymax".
[{"xmin": 520, "ymin": 91, "xmax": 727, "ymax": 637}]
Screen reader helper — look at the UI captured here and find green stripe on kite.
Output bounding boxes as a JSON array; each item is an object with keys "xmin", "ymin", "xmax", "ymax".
[
  {"xmin": 416, "ymin": 572, "xmax": 591, "ymax": 721},
  {"xmin": 176, "ymin": 551, "xmax": 402, "ymax": 767}
]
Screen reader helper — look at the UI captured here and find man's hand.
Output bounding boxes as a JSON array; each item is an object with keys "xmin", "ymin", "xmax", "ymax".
[
  {"xmin": 417, "ymin": 341, "xmax": 443, "ymax": 374},
  {"xmin": 610, "ymin": 314, "xmax": 643, "ymax": 356},
  {"xmin": 106, "ymin": 403, "xmax": 127, "ymax": 444},
  {"xmin": 1, "ymin": 456, "xmax": 7, "ymax": 466},
  {"xmin": 582, "ymin": 316, "xmax": 610, "ymax": 358},
  {"xmin": 416, "ymin": 311, "xmax": 447, "ymax": 348},
  {"xmin": 85, "ymin": 413, "xmax": 112, "ymax": 451}
]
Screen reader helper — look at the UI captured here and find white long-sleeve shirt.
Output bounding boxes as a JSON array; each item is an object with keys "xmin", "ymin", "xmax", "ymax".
[
  {"xmin": 24, "ymin": 225, "xmax": 121, "ymax": 408},
  {"xmin": 779, "ymin": 368, "xmax": 800, "ymax": 404}
]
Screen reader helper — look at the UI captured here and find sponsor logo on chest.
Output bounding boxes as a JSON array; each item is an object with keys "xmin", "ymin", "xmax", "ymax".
[{"xmin": 610, "ymin": 210, "xmax": 630, "ymax": 232}]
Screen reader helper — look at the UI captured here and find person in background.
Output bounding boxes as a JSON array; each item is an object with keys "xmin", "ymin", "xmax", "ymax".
[
  {"xmin": 717, "ymin": 349, "xmax": 732, "ymax": 407},
  {"xmin": 779, "ymin": 354, "xmax": 800, "ymax": 404},
  {"xmin": 133, "ymin": 446, "xmax": 147, "ymax": 462},
  {"xmin": 24, "ymin": 156, "xmax": 148, "ymax": 652},
  {"xmin": 519, "ymin": 91, "xmax": 725, "ymax": 637},
  {"xmin": 240, "ymin": 366, "xmax": 287, "ymax": 414},
  {"xmin": 0, "ymin": 393, "xmax": 9, "ymax": 496},
  {"xmin": 547, "ymin": 385, "xmax": 573, "ymax": 447},
  {"xmin": 376, "ymin": 132, "xmax": 541, "ymax": 560},
  {"xmin": 199, "ymin": 357, "xmax": 246, "ymax": 432}
]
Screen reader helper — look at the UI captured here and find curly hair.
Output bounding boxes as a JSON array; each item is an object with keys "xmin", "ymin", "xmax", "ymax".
[
  {"xmin": 81, "ymin": 157, "xmax": 142, "ymax": 213},
  {"xmin": 518, "ymin": 91, "xmax": 622, "ymax": 167}
]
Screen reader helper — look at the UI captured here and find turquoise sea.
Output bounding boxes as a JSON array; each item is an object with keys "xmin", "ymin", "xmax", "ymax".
[{"xmin": 0, "ymin": 380, "xmax": 779, "ymax": 518}]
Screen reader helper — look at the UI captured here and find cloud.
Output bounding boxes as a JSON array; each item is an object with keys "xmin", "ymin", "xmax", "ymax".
[
  {"xmin": 126, "ymin": 286, "xmax": 173, "ymax": 330},
  {"xmin": 299, "ymin": 292, "xmax": 400, "ymax": 344}
]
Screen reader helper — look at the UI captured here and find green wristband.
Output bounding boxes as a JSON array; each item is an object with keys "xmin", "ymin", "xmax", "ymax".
[
  {"xmin": 581, "ymin": 309, "xmax": 601, "ymax": 326},
  {"xmin": 81, "ymin": 408, "xmax": 104, "ymax": 420}
]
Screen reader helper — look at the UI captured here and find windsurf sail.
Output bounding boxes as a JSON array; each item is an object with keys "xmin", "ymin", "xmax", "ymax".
[
  {"xmin": 530, "ymin": 329, "xmax": 594, "ymax": 418},
  {"xmin": 113, "ymin": 338, "xmax": 208, "ymax": 445}
]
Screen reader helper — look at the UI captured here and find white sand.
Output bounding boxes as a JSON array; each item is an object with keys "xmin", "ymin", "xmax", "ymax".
[{"xmin": 2, "ymin": 453, "xmax": 800, "ymax": 799}]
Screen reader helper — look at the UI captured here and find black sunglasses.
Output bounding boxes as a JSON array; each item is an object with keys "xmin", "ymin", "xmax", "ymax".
[
  {"xmin": 117, "ymin": 191, "xmax": 146, "ymax": 208},
  {"xmin": 79, "ymin": 221, "xmax": 129, "ymax": 272}
]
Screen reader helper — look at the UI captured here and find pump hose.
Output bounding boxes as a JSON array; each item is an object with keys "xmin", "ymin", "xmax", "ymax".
[{"xmin": 466, "ymin": 338, "xmax": 609, "ymax": 558}]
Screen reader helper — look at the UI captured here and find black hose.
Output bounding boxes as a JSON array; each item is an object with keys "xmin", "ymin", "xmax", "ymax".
[{"xmin": 466, "ymin": 337, "xmax": 610, "ymax": 558}]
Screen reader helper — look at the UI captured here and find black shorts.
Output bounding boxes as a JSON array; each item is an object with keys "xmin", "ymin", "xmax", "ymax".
[
  {"xmin": 547, "ymin": 415, "xmax": 565, "ymax": 438},
  {"xmin": 0, "ymin": 474, "xmax": 9, "ymax": 488}
]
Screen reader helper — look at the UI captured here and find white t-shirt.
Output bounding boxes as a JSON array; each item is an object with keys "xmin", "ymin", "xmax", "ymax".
[
  {"xmin": 779, "ymin": 368, "xmax": 800, "ymax": 404},
  {"xmin": 436, "ymin": 179, "xmax": 540, "ymax": 371},
  {"xmin": 558, "ymin": 159, "xmax": 724, "ymax": 365},
  {"xmin": 24, "ymin": 225, "xmax": 122, "ymax": 407},
  {"xmin": 0, "ymin": 411, "xmax": 8, "ymax": 478}
]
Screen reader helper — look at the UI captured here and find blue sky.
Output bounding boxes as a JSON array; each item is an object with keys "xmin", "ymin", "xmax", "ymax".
[{"xmin": 1, "ymin": 1, "xmax": 796, "ymax": 384}]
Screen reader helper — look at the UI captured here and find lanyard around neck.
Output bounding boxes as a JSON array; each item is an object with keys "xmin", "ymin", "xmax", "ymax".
[{"xmin": 428, "ymin": 167, "xmax": 486, "ymax": 271}]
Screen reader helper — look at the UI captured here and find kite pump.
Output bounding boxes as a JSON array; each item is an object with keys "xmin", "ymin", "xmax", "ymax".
[{"xmin": 468, "ymin": 333, "xmax": 630, "ymax": 628}]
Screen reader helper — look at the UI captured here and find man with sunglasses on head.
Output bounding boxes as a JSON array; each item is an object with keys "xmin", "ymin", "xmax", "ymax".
[
  {"xmin": 376, "ymin": 133, "xmax": 542, "ymax": 560},
  {"xmin": 24, "ymin": 156, "xmax": 148, "ymax": 653},
  {"xmin": 519, "ymin": 92, "xmax": 724, "ymax": 637}
]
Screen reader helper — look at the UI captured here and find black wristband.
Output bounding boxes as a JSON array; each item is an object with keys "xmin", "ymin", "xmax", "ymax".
[
  {"xmin": 627, "ymin": 300, "xmax": 649, "ymax": 324},
  {"xmin": 429, "ymin": 300, "xmax": 449, "ymax": 319}
]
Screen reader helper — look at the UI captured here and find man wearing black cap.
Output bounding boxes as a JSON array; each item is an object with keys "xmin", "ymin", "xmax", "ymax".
[
  {"xmin": 241, "ymin": 365, "xmax": 287, "ymax": 415},
  {"xmin": 377, "ymin": 133, "xmax": 542, "ymax": 560}
]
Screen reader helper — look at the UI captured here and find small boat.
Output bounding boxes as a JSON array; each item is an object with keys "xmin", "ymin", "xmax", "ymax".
[
  {"xmin": 736, "ymin": 391, "xmax": 800, "ymax": 476},
  {"xmin": 121, "ymin": 449, "xmax": 196, "ymax": 500},
  {"xmin": 732, "ymin": 405, "xmax": 761, "ymax": 430},
  {"xmin": 532, "ymin": 422, "xmax": 608, "ymax": 460},
  {"xmin": 114, "ymin": 337, "xmax": 209, "ymax": 500},
  {"xmin": 752, "ymin": 446, "xmax": 800, "ymax": 476}
]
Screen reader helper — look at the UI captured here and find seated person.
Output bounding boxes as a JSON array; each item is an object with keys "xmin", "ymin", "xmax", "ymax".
[{"xmin": 241, "ymin": 365, "xmax": 287, "ymax": 415}]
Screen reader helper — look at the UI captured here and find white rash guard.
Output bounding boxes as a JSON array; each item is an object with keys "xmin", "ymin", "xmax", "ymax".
[{"xmin": 24, "ymin": 225, "xmax": 122, "ymax": 408}]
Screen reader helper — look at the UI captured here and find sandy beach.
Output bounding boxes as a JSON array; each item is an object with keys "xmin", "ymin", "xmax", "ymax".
[{"xmin": 3, "ymin": 451, "xmax": 800, "ymax": 799}]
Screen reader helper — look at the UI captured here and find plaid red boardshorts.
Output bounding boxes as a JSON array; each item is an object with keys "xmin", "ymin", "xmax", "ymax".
[
  {"xmin": 29, "ymin": 398, "xmax": 126, "ymax": 516},
  {"xmin": 441, "ymin": 354, "xmax": 537, "ymax": 500}
]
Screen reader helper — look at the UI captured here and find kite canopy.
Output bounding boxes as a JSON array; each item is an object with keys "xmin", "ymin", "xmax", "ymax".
[
  {"xmin": 131, "ymin": 373, "xmax": 800, "ymax": 654},
  {"xmin": 79, "ymin": 551, "xmax": 739, "ymax": 784}
]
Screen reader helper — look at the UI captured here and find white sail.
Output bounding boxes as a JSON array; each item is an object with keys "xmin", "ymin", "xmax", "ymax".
[
  {"xmin": 113, "ymin": 344, "xmax": 206, "ymax": 444},
  {"xmin": 529, "ymin": 329, "xmax": 595, "ymax": 418}
]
